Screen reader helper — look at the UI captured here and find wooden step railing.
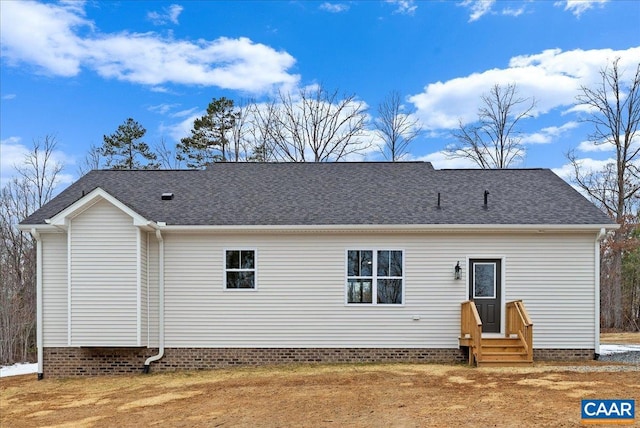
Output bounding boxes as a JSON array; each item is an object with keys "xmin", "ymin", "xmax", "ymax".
[
  {"xmin": 460, "ymin": 300, "xmax": 534, "ymax": 366},
  {"xmin": 460, "ymin": 300, "xmax": 482, "ymax": 365},
  {"xmin": 505, "ymin": 300, "xmax": 533, "ymax": 362}
]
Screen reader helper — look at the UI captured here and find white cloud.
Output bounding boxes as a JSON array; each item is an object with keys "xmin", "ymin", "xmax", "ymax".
[
  {"xmin": 147, "ymin": 4, "xmax": 183, "ymax": 25},
  {"xmin": 148, "ymin": 103, "xmax": 180, "ymax": 115},
  {"xmin": 386, "ymin": 0, "xmax": 417, "ymax": 15},
  {"xmin": 161, "ymin": 111, "xmax": 202, "ymax": 142},
  {"xmin": 554, "ymin": 0, "xmax": 608, "ymax": 18},
  {"xmin": 0, "ymin": 1, "xmax": 299, "ymax": 94},
  {"xmin": 577, "ymin": 140, "xmax": 614, "ymax": 152},
  {"xmin": 460, "ymin": 0, "xmax": 532, "ymax": 21},
  {"xmin": 149, "ymin": 86, "xmax": 174, "ymax": 94},
  {"xmin": 415, "ymin": 150, "xmax": 479, "ymax": 169},
  {"xmin": 2, "ymin": 94, "xmax": 16, "ymax": 100},
  {"xmin": 577, "ymin": 133, "xmax": 640, "ymax": 152},
  {"xmin": 0, "ymin": 1, "xmax": 90, "ymax": 76},
  {"xmin": 57, "ymin": 0, "xmax": 87, "ymax": 15},
  {"xmin": 521, "ymin": 121, "xmax": 579, "ymax": 145},
  {"xmin": 0, "ymin": 137, "xmax": 27, "ymax": 184},
  {"xmin": 319, "ymin": 3, "xmax": 350, "ymax": 13},
  {"xmin": 408, "ymin": 47, "xmax": 640, "ymax": 131},
  {"xmin": 502, "ymin": 6, "xmax": 526, "ymax": 17},
  {"xmin": 172, "ymin": 107, "xmax": 200, "ymax": 118},
  {"xmin": 460, "ymin": 0, "xmax": 495, "ymax": 22},
  {"xmin": 0, "ymin": 137, "xmax": 75, "ymax": 188},
  {"xmin": 552, "ymin": 157, "xmax": 613, "ymax": 181}
]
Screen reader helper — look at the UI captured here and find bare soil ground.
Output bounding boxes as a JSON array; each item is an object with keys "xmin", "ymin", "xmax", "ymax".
[{"xmin": 2, "ymin": 360, "xmax": 639, "ymax": 428}]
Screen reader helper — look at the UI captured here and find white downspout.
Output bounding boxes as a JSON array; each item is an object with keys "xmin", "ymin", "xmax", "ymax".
[
  {"xmin": 31, "ymin": 228, "xmax": 43, "ymax": 380},
  {"xmin": 594, "ymin": 227, "xmax": 606, "ymax": 359},
  {"xmin": 144, "ymin": 228, "xmax": 164, "ymax": 373}
]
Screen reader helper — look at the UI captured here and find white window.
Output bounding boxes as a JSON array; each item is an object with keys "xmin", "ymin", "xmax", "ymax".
[
  {"xmin": 347, "ymin": 250, "xmax": 403, "ymax": 304},
  {"xmin": 225, "ymin": 250, "xmax": 256, "ymax": 289}
]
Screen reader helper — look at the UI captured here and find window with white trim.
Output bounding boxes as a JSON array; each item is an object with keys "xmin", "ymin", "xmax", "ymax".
[
  {"xmin": 225, "ymin": 250, "xmax": 256, "ymax": 289},
  {"xmin": 347, "ymin": 250, "xmax": 403, "ymax": 304}
]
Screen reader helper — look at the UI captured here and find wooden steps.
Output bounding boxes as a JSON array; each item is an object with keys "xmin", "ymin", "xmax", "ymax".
[
  {"xmin": 475, "ymin": 337, "xmax": 532, "ymax": 367},
  {"xmin": 460, "ymin": 300, "xmax": 534, "ymax": 367}
]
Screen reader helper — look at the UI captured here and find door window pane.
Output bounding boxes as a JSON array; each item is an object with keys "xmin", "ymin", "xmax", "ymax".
[{"xmin": 474, "ymin": 263, "xmax": 496, "ymax": 298}]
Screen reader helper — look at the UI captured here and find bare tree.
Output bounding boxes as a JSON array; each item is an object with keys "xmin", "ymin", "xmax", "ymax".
[
  {"xmin": 567, "ymin": 58, "xmax": 640, "ymax": 329},
  {"xmin": 229, "ymin": 99, "xmax": 253, "ymax": 162},
  {"xmin": 268, "ymin": 86, "xmax": 370, "ymax": 162},
  {"xmin": 0, "ymin": 178, "xmax": 37, "ymax": 365},
  {"xmin": 247, "ymin": 99, "xmax": 280, "ymax": 162},
  {"xmin": 448, "ymin": 83, "xmax": 535, "ymax": 168},
  {"xmin": 15, "ymin": 135, "xmax": 64, "ymax": 208},
  {"xmin": 375, "ymin": 91, "xmax": 422, "ymax": 161},
  {"xmin": 0, "ymin": 136, "xmax": 63, "ymax": 364},
  {"xmin": 155, "ymin": 138, "xmax": 183, "ymax": 169},
  {"xmin": 77, "ymin": 143, "xmax": 104, "ymax": 176}
]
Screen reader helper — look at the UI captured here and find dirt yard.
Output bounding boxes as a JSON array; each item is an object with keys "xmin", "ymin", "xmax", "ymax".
[
  {"xmin": 2, "ymin": 360, "xmax": 639, "ymax": 428},
  {"xmin": 2, "ymin": 333, "xmax": 638, "ymax": 427}
]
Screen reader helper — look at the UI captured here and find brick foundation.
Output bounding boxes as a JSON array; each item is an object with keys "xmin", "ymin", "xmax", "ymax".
[
  {"xmin": 533, "ymin": 348, "xmax": 595, "ymax": 361},
  {"xmin": 41, "ymin": 347, "xmax": 596, "ymax": 377},
  {"xmin": 42, "ymin": 347, "xmax": 467, "ymax": 377}
]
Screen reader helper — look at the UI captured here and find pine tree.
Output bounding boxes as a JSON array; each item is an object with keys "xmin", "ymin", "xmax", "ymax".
[
  {"xmin": 177, "ymin": 97, "xmax": 239, "ymax": 168},
  {"xmin": 102, "ymin": 118, "xmax": 159, "ymax": 170}
]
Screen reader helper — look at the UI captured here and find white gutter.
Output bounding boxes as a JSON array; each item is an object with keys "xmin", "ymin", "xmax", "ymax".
[
  {"xmin": 30, "ymin": 228, "xmax": 44, "ymax": 380},
  {"xmin": 594, "ymin": 227, "xmax": 607, "ymax": 358},
  {"xmin": 19, "ymin": 222, "xmax": 619, "ymax": 234},
  {"xmin": 144, "ymin": 228, "xmax": 164, "ymax": 373},
  {"xmin": 149, "ymin": 223, "xmax": 620, "ymax": 233},
  {"xmin": 17, "ymin": 224, "xmax": 63, "ymax": 232}
]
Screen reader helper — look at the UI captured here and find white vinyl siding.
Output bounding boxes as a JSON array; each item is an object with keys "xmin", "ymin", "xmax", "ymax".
[
  {"xmin": 161, "ymin": 231, "xmax": 596, "ymax": 350},
  {"xmin": 69, "ymin": 199, "xmax": 139, "ymax": 346},
  {"xmin": 147, "ymin": 234, "xmax": 160, "ymax": 348},
  {"xmin": 41, "ymin": 233, "xmax": 68, "ymax": 346},
  {"xmin": 139, "ymin": 230, "xmax": 148, "ymax": 346},
  {"xmin": 504, "ymin": 234, "xmax": 596, "ymax": 348}
]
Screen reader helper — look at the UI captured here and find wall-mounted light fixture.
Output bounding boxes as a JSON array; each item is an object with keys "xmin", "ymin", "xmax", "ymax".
[{"xmin": 454, "ymin": 261, "xmax": 461, "ymax": 280}]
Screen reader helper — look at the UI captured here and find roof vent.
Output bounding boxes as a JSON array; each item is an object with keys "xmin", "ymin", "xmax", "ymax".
[{"xmin": 161, "ymin": 192, "xmax": 174, "ymax": 201}]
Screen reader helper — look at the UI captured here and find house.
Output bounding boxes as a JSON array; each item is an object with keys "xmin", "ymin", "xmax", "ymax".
[{"xmin": 19, "ymin": 162, "xmax": 616, "ymax": 377}]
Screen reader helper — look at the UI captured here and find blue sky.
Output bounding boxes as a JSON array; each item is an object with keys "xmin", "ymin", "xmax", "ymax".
[{"xmin": 1, "ymin": 0, "xmax": 639, "ymax": 188}]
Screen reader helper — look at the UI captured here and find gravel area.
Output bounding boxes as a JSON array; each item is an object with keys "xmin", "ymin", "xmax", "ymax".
[
  {"xmin": 544, "ymin": 349, "xmax": 640, "ymax": 372},
  {"xmin": 549, "ymin": 364, "xmax": 640, "ymax": 372},
  {"xmin": 598, "ymin": 350, "xmax": 640, "ymax": 364}
]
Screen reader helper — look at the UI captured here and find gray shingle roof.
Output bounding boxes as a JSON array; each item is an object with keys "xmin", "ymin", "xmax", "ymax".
[{"xmin": 20, "ymin": 162, "xmax": 614, "ymax": 227}]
